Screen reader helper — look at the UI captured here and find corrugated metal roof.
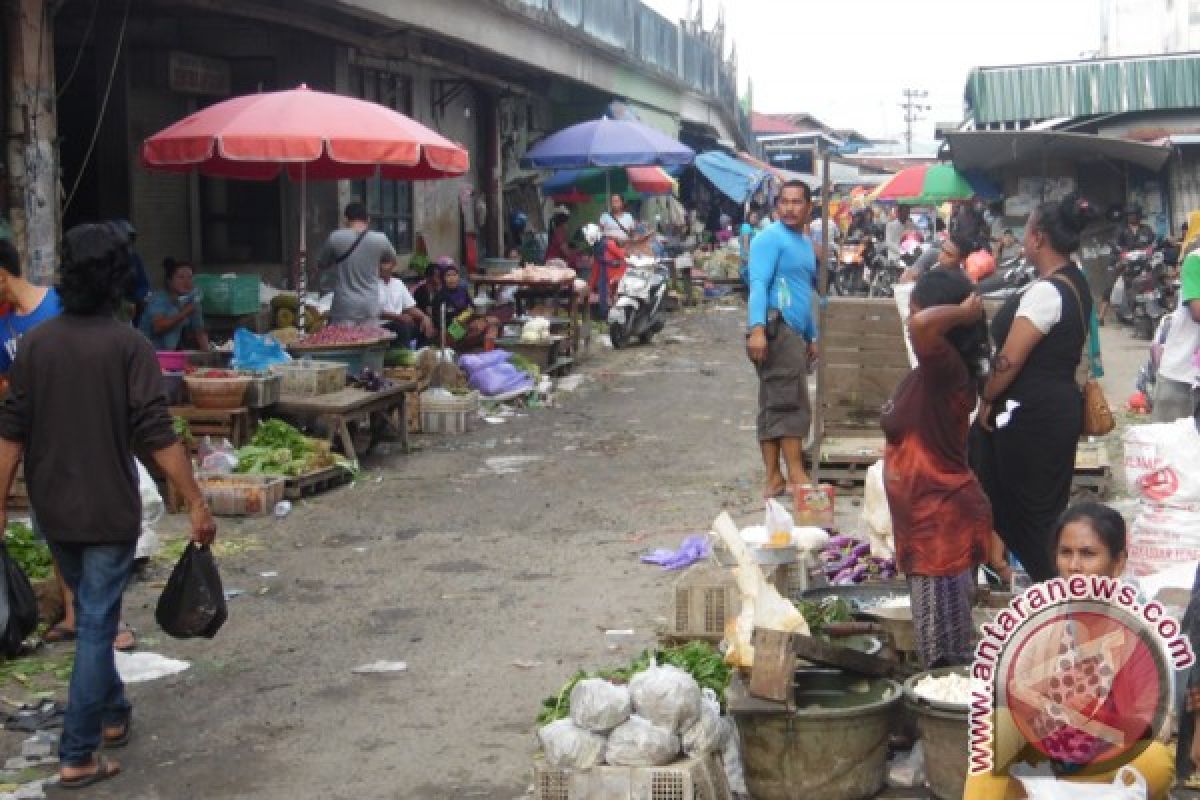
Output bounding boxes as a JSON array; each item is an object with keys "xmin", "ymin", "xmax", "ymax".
[{"xmin": 966, "ymin": 52, "xmax": 1200, "ymax": 126}]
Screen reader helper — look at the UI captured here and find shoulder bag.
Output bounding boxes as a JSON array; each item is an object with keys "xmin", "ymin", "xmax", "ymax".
[{"xmin": 1051, "ymin": 274, "xmax": 1115, "ymax": 437}]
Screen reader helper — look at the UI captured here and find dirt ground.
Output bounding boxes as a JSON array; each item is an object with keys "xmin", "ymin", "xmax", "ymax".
[{"xmin": 0, "ymin": 301, "xmax": 1161, "ymax": 800}]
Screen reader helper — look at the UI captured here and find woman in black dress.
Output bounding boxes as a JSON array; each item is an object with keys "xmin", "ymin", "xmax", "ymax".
[{"xmin": 971, "ymin": 194, "xmax": 1096, "ymax": 582}]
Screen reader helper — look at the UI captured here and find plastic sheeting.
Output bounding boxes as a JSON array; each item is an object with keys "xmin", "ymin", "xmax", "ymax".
[{"xmin": 693, "ymin": 152, "xmax": 770, "ymax": 204}]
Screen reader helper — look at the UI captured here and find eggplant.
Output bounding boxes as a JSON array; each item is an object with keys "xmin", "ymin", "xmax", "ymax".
[
  {"xmin": 831, "ymin": 566, "xmax": 857, "ymax": 584},
  {"xmin": 824, "ymin": 554, "xmax": 857, "ymax": 574},
  {"xmin": 827, "ymin": 535, "xmax": 857, "ymax": 549},
  {"xmin": 849, "ymin": 543, "xmax": 871, "ymax": 559}
]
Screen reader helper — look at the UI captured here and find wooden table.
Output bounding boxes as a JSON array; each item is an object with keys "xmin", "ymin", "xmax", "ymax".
[
  {"xmin": 272, "ymin": 382, "xmax": 416, "ymax": 462},
  {"xmin": 470, "ymin": 275, "xmax": 588, "ymax": 365}
]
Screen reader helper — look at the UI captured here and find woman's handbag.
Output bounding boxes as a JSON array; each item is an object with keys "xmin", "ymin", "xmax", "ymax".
[{"xmin": 1052, "ymin": 275, "xmax": 1115, "ymax": 437}]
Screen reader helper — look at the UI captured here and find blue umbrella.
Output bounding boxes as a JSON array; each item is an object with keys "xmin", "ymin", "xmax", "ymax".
[{"xmin": 521, "ymin": 117, "xmax": 695, "ymax": 169}]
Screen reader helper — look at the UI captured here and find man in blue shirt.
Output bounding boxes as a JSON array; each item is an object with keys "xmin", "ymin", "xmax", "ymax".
[{"xmin": 746, "ymin": 180, "xmax": 819, "ymax": 498}]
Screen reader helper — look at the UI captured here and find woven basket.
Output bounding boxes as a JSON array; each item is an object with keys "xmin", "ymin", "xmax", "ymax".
[{"xmin": 184, "ymin": 375, "xmax": 251, "ymax": 409}]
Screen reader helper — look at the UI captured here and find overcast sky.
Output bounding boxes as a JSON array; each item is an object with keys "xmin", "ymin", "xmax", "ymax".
[{"xmin": 642, "ymin": 0, "xmax": 1104, "ymax": 146}]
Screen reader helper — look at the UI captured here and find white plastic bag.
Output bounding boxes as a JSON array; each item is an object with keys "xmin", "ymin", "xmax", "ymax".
[
  {"xmin": 1013, "ymin": 764, "xmax": 1147, "ymax": 799},
  {"xmin": 1123, "ymin": 419, "xmax": 1200, "ymax": 507},
  {"xmin": 681, "ymin": 688, "xmax": 723, "ymax": 757},
  {"xmin": 628, "ymin": 664, "xmax": 702, "ymax": 734},
  {"xmin": 569, "ymin": 678, "xmax": 632, "ymax": 733},
  {"xmin": 604, "ymin": 715, "xmax": 681, "ymax": 766},
  {"xmin": 894, "ymin": 281, "xmax": 917, "ymax": 368},
  {"xmin": 538, "ymin": 719, "xmax": 607, "ymax": 769},
  {"xmin": 720, "ymin": 717, "xmax": 748, "ymax": 795},
  {"xmin": 862, "ymin": 460, "xmax": 894, "ymax": 559},
  {"xmin": 764, "ymin": 498, "xmax": 794, "ymax": 546},
  {"xmin": 135, "ymin": 459, "xmax": 162, "ymax": 561},
  {"xmin": 1127, "ymin": 502, "xmax": 1200, "ymax": 576}
]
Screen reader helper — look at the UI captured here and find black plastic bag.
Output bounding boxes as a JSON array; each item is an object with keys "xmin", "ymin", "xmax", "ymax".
[
  {"xmin": 0, "ymin": 542, "xmax": 38, "ymax": 657},
  {"xmin": 155, "ymin": 543, "xmax": 227, "ymax": 639}
]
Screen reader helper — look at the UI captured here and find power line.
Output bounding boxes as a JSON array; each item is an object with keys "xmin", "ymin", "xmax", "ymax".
[{"xmin": 899, "ymin": 88, "xmax": 930, "ymax": 155}]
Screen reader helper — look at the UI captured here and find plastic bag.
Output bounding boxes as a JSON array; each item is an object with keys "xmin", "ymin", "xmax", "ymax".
[
  {"xmin": 135, "ymin": 458, "xmax": 163, "ymax": 561},
  {"xmin": 1127, "ymin": 502, "xmax": 1200, "ymax": 576},
  {"xmin": 863, "ymin": 460, "xmax": 895, "ymax": 559},
  {"xmin": 604, "ymin": 715, "xmax": 681, "ymax": 766},
  {"xmin": 468, "ymin": 363, "xmax": 534, "ymax": 397},
  {"xmin": 155, "ymin": 542, "xmax": 228, "ymax": 639},
  {"xmin": 720, "ymin": 717, "xmax": 747, "ymax": 795},
  {"xmin": 1014, "ymin": 764, "xmax": 1147, "ymax": 799},
  {"xmin": 537, "ymin": 718, "xmax": 607, "ymax": 769},
  {"xmin": 1123, "ymin": 419, "xmax": 1200, "ymax": 507},
  {"xmin": 458, "ymin": 350, "xmax": 511, "ymax": 374},
  {"xmin": 569, "ymin": 678, "xmax": 632, "ymax": 733},
  {"xmin": 628, "ymin": 664, "xmax": 702, "ymax": 734},
  {"xmin": 198, "ymin": 437, "xmax": 238, "ymax": 474},
  {"xmin": 681, "ymin": 688, "xmax": 723, "ymax": 757},
  {"xmin": 764, "ymin": 498, "xmax": 794, "ymax": 547},
  {"xmin": 231, "ymin": 327, "xmax": 291, "ymax": 371},
  {"xmin": 0, "ymin": 542, "xmax": 37, "ymax": 657}
]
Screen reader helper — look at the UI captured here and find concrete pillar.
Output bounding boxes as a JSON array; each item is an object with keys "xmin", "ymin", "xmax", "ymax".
[{"xmin": 6, "ymin": 0, "xmax": 59, "ymax": 286}]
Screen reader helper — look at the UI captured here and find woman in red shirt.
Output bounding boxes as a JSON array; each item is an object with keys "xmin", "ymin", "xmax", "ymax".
[{"xmin": 881, "ymin": 269, "xmax": 993, "ymax": 667}]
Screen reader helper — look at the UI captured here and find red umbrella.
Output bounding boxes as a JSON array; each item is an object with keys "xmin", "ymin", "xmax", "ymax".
[{"xmin": 141, "ymin": 84, "xmax": 469, "ymax": 318}]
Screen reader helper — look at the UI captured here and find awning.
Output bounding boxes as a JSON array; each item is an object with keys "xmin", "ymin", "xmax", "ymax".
[
  {"xmin": 693, "ymin": 151, "xmax": 770, "ymax": 203},
  {"xmin": 945, "ymin": 130, "xmax": 1171, "ymax": 173}
]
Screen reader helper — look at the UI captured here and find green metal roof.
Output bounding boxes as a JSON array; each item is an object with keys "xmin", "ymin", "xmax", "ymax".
[{"xmin": 965, "ymin": 53, "xmax": 1200, "ymax": 125}]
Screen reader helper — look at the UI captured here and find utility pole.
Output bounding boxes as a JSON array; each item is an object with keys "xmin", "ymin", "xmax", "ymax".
[{"xmin": 899, "ymin": 88, "xmax": 930, "ymax": 155}]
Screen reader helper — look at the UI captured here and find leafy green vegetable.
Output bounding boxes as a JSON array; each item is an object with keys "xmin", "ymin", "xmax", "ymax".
[
  {"xmin": 235, "ymin": 419, "xmax": 356, "ymax": 478},
  {"xmin": 5, "ymin": 522, "xmax": 53, "ymax": 581},
  {"xmin": 384, "ymin": 349, "xmax": 417, "ymax": 368},
  {"xmin": 173, "ymin": 416, "xmax": 193, "ymax": 446},
  {"xmin": 535, "ymin": 641, "xmax": 730, "ymax": 725},
  {"xmin": 797, "ymin": 596, "xmax": 853, "ymax": 632}
]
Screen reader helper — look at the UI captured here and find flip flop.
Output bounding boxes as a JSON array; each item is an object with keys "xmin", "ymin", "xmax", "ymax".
[
  {"xmin": 59, "ymin": 755, "xmax": 120, "ymax": 790},
  {"xmin": 113, "ymin": 623, "xmax": 136, "ymax": 652},
  {"xmin": 102, "ymin": 716, "xmax": 132, "ymax": 748},
  {"xmin": 43, "ymin": 623, "xmax": 76, "ymax": 643}
]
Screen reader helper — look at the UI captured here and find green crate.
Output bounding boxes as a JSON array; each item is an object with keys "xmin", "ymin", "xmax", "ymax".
[{"xmin": 194, "ymin": 274, "xmax": 260, "ymax": 316}]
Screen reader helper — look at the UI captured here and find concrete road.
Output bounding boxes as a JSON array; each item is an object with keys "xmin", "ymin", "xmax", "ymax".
[{"xmin": 0, "ymin": 304, "xmax": 1161, "ymax": 800}]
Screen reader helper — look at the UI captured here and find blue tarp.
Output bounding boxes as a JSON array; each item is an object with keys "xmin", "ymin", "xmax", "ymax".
[{"xmin": 694, "ymin": 151, "xmax": 769, "ymax": 204}]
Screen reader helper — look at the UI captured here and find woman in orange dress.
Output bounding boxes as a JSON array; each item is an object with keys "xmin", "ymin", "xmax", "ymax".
[{"xmin": 881, "ymin": 268, "xmax": 993, "ymax": 667}]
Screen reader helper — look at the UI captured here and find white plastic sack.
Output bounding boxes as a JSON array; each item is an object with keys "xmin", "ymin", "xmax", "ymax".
[
  {"xmin": 862, "ymin": 460, "xmax": 894, "ymax": 559},
  {"xmin": 894, "ymin": 281, "xmax": 918, "ymax": 368},
  {"xmin": 538, "ymin": 719, "xmax": 607, "ymax": 769},
  {"xmin": 1127, "ymin": 502, "xmax": 1200, "ymax": 576},
  {"xmin": 1014, "ymin": 764, "xmax": 1147, "ymax": 799},
  {"xmin": 629, "ymin": 664, "xmax": 703, "ymax": 735},
  {"xmin": 1123, "ymin": 419, "xmax": 1200, "ymax": 508},
  {"xmin": 604, "ymin": 715, "xmax": 681, "ymax": 767},
  {"xmin": 764, "ymin": 498, "xmax": 794, "ymax": 544},
  {"xmin": 114, "ymin": 651, "xmax": 189, "ymax": 683},
  {"xmin": 135, "ymin": 459, "xmax": 163, "ymax": 561},
  {"xmin": 569, "ymin": 678, "xmax": 632, "ymax": 733},
  {"xmin": 720, "ymin": 717, "xmax": 748, "ymax": 795},
  {"xmin": 681, "ymin": 688, "xmax": 723, "ymax": 757}
]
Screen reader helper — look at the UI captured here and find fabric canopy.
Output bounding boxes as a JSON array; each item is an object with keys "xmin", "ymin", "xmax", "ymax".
[
  {"xmin": 945, "ymin": 130, "xmax": 1171, "ymax": 173},
  {"xmin": 542, "ymin": 166, "xmax": 675, "ymax": 198},
  {"xmin": 141, "ymin": 84, "xmax": 469, "ymax": 180},
  {"xmin": 694, "ymin": 151, "xmax": 770, "ymax": 203}
]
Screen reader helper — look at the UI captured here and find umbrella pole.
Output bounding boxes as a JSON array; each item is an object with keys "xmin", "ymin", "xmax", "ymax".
[
  {"xmin": 600, "ymin": 168, "xmax": 610, "ymax": 317},
  {"xmin": 297, "ymin": 163, "xmax": 308, "ymax": 333}
]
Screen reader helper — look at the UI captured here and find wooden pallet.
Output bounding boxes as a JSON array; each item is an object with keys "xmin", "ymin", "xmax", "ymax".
[
  {"xmin": 1072, "ymin": 440, "xmax": 1113, "ymax": 498},
  {"xmin": 283, "ymin": 466, "xmax": 353, "ymax": 500},
  {"xmin": 817, "ymin": 436, "xmax": 885, "ymax": 487}
]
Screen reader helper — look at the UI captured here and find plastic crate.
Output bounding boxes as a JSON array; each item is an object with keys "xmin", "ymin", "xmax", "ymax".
[
  {"xmin": 669, "ymin": 563, "xmax": 739, "ymax": 643},
  {"xmin": 534, "ymin": 754, "xmax": 730, "ymax": 800},
  {"xmin": 299, "ymin": 343, "xmax": 386, "ymax": 376},
  {"xmin": 196, "ymin": 474, "xmax": 285, "ymax": 516},
  {"xmin": 241, "ymin": 373, "xmax": 282, "ymax": 408},
  {"xmin": 272, "ymin": 360, "xmax": 347, "ymax": 397},
  {"xmin": 193, "ymin": 274, "xmax": 260, "ymax": 316},
  {"xmin": 420, "ymin": 390, "xmax": 479, "ymax": 435}
]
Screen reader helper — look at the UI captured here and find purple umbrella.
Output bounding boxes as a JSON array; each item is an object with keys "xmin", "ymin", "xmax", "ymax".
[{"xmin": 521, "ymin": 117, "xmax": 694, "ymax": 169}]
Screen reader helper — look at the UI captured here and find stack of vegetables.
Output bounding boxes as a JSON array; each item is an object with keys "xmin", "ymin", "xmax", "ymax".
[
  {"xmin": 819, "ymin": 534, "xmax": 897, "ymax": 585},
  {"xmin": 234, "ymin": 420, "xmax": 354, "ymax": 477}
]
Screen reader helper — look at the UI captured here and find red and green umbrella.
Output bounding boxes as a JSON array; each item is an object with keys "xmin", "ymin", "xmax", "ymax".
[{"xmin": 871, "ymin": 163, "xmax": 997, "ymax": 205}]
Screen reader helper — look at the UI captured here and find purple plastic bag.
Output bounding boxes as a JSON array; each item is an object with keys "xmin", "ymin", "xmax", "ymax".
[
  {"xmin": 458, "ymin": 350, "xmax": 511, "ymax": 374},
  {"xmin": 640, "ymin": 535, "xmax": 711, "ymax": 570},
  {"xmin": 469, "ymin": 363, "xmax": 534, "ymax": 396}
]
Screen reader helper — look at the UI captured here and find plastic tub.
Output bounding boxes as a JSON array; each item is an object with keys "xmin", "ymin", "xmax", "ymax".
[
  {"xmin": 903, "ymin": 666, "xmax": 971, "ymax": 800},
  {"xmin": 419, "ymin": 390, "xmax": 479, "ymax": 435},
  {"xmin": 157, "ymin": 351, "xmax": 188, "ymax": 373},
  {"xmin": 303, "ymin": 343, "xmax": 387, "ymax": 376},
  {"xmin": 271, "ymin": 361, "xmax": 347, "ymax": 397},
  {"xmin": 196, "ymin": 474, "xmax": 285, "ymax": 516}
]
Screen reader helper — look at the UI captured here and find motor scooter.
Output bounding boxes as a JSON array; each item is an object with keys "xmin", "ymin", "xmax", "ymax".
[
  {"xmin": 608, "ymin": 256, "xmax": 668, "ymax": 349},
  {"xmin": 1112, "ymin": 246, "xmax": 1154, "ymax": 326},
  {"xmin": 977, "ymin": 257, "xmax": 1035, "ymax": 301}
]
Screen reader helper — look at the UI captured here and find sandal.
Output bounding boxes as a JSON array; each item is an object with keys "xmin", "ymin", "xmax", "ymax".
[
  {"xmin": 102, "ymin": 716, "xmax": 132, "ymax": 748},
  {"xmin": 59, "ymin": 755, "xmax": 121, "ymax": 790},
  {"xmin": 43, "ymin": 623, "xmax": 76, "ymax": 643},
  {"xmin": 113, "ymin": 623, "xmax": 136, "ymax": 652}
]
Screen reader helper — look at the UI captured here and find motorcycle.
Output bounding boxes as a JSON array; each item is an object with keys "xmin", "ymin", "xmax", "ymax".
[
  {"xmin": 607, "ymin": 256, "xmax": 668, "ymax": 349},
  {"xmin": 1112, "ymin": 246, "xmax": 1154, "ymax": 326},
  {"xmin": 867, "ymin": 255, "xmax": 904, "ymax": 297},
  {"xmin": 1131, "ymin": 250, "xmax": 1175, "ymax": 340},
  {"xmin": 833, "ymin": 232, "xmax": 875, "ymax": 296},
  {"xmin": 977, "ymin": 256, "xmax": 1035, "ymax": 301}
]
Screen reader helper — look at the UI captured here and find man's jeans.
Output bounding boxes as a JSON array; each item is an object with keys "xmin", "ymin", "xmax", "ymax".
[{"xmin": 48, "ymin": 541, "xmax": 135, "ymax": 766}]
